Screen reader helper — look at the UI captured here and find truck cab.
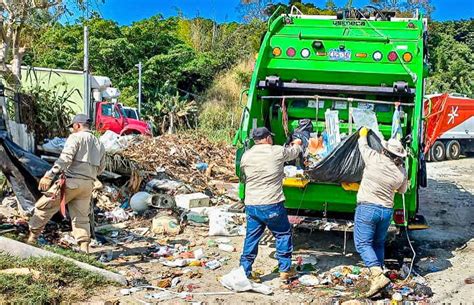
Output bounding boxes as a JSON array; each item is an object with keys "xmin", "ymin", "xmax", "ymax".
[
  {"xmin": 234, "ymin": 7, "xmax": 429, "ymax": 229},
  {"xmin": 95, "ymin": 101, "xmax": 151, "ymax": 136}
]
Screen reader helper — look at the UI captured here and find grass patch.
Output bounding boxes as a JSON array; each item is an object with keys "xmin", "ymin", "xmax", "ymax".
[{"xmin": 0, "ymin": 253, "xmax": 113, "ymax": 303}]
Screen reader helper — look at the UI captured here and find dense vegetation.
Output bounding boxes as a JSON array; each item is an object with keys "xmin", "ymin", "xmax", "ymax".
[{"xmin": 19, "ymin": 0, "xmax": 473, "ymax": 139}]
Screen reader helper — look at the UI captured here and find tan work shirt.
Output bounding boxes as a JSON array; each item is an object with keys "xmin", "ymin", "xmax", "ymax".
[
  {"xmin": 357, "ymin": 137, "xmax": 408, "ymax": 208},
  {"xmin": 240, "ymin": 144, "xmax": 302, "ymax": 205},
  {"xmin": 46, "ymin": 130, "xmax": 106, "ymax": 181}
]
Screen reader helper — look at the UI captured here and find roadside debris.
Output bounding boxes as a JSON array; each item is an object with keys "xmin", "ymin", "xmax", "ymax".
[{"xmin": 220, "ymin": 266, "xmax": 273, "ymax": 295}]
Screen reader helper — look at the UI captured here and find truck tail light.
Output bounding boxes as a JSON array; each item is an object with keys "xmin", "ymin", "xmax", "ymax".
[
  {"xmin": 393, "ymin": 209, "xmax": 405, "ymax": 224},
  {"xmin": 272, "ymin": 47, "xmax": 281, "ymax": 56},
  {"xmin": 301, "ymin": 48, "xmax": 310, "ymax": 58},
  {"xmin": 355, "ymin": 53, "xmax": 367, "ymax": 58},
  {"xmin": 286, "ymin": 47, "xmax": 296, "ymax": 57},
  {"xmin": 388, "ymin": 51, "xmax": 398, "ymax": 62},
  {"xmin": 402, "ymin": 52, "xmax": 412, "ymax": 62},
  {"xmin": 373, "ymin": 51, "xmax": 382, "ymax": 61}
]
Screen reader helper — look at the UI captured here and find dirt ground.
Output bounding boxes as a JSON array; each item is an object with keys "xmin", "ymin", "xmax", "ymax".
[{"xmin": 84, "ymin": 158, "xmax": 473, "ymax": 304}]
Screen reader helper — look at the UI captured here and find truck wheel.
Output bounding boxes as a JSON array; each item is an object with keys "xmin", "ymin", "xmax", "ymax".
[
  {"xmin": 446, "ymin": 140, "xmax": 461, "ymax": 160},
  {"xmin": 430, "ymin": 141, "xmax": 446, "ymax": 162}
]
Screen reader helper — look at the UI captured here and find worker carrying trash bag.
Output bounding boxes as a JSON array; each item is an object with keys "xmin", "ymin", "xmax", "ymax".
[
  {"xmin": 28, "ymin": 114, "xmax": 105, "ymax": 253},
  {"xmin": 355, "ymin": 127, "xmax": 408, "ymax": 297},
  {"xmin": 239, "ymin": 127, "xmax": 302, "ymax": 283}
]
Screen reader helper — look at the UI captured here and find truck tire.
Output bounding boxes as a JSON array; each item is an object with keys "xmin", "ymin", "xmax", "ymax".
[
  {"xmin": 430, "ymin": 141, "xmax": 446, "ymax": 162},
  {"xmin": 446, "ymin": 140, "xmax": 461, "ymax": 160}
]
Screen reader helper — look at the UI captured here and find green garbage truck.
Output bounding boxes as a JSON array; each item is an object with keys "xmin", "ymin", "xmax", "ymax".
[{"xmin": 233, "ymin": 7, "xmax": 429, "ymax": 230}]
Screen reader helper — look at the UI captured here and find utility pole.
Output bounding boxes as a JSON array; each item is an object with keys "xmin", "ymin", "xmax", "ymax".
[
  {"xmin": 136, "ymin": 62, "xmax": 142, "ymax": 118},
  {"xmin": 83, "ymin": 0, "xmax": 90, "ymax": 118},
  {"xmin": 83, "ymin": 25, "xmax": 90, "ymax": 117}
]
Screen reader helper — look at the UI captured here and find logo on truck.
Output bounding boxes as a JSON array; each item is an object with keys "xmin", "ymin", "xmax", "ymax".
[
  {"xmin": 448, "ymin": 106, "xmax": 459, "ymax": 124},
  {"xmin": 332, "ymin": 20, "xmax": 366, "ymax": 26}
]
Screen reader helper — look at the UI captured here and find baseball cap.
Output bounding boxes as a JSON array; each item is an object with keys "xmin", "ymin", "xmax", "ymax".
[
  {"xmin": 251, "ymin": 127, "xmax": 275, "ymax": 140},
  {"xmin": 67, "ymin": 114, "xmax": 92, "ymax": 128}
]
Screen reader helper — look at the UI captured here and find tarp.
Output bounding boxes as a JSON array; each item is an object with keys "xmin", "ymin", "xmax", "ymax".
[
  {"xmin": 0, "ymin": 131, "xmax": 50, "ymax": 214},
  {"xmin": 305, "ymin": 130, "xmax": 383, "ymax": 183}
]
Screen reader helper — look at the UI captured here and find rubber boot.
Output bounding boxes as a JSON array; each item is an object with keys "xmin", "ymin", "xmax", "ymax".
[
  {"xmin": 279, "ymin": 269, "xmax": 297, "ymax": 283},
  {"xmin": 365, "ymin": 266, "xmax": 391, "ymax": 298},
  {"xmin": 78, "ymin": 242, "xmax": 90, "ymax": 254}
]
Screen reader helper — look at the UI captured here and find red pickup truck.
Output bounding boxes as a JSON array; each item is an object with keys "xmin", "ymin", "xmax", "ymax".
[{"xmin": 95, "ymin": 101, "xmax": 152, "ymax": 136}]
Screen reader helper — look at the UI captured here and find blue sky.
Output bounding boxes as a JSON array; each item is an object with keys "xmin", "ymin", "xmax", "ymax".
[{"xmin": 65, "ymin": 0, "xmax": 473, "ymax": 24}]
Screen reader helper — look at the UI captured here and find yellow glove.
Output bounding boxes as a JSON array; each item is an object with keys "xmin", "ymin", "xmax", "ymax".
[
  {"xmin": 359, "ymin": 127, "xmax": 369, "ymax": 138},
  {"xmin": 38, "ymin": 176, "xmax": 53, "ymax": 192}
]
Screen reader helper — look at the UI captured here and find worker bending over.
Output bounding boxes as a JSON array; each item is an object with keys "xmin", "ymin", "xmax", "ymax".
[
  {"xmin": 239, "ymin": 127, "xmax": 302, "ymax": 282},
  {"xmin": 28, "ymin": 114, "xmax": 105, "ymax": 253},
  {"xmin": 355, "ymin": 127, "xmax": 408, "ymax": 297}
]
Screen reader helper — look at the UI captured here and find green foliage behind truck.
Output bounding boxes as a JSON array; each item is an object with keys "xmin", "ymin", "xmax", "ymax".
[{"xmin": 234, "ymin": 8, "xmax": 429, "ymax": 229}]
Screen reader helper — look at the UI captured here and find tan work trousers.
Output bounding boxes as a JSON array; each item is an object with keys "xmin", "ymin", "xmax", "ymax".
[{"xmin": 29, "ymin": 178, "xmax": 94, "ymax": 243}]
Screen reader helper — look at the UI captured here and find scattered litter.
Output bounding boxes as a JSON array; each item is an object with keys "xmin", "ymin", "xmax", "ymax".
[
  {"xmin": 205, "ymin": 260, "xmax": 222, "ymax": 270},
  {"xmin": 392, "ymin": 292, "xmax": 403, "ymax": 301},
  {"xmin": 171, "ymin": 277, "xmax": 181, "ymax": 287},
  {"xmin": 145, "ymin": 178, "xmax": 184, "ymax": 193},
  {"xmin": 218, "ymin": 243, "xmax": 235, "ymax": 252},
  {"xmin": 220, "ymin": 267, "xmax": 273, "ymax": 295},
  {"xmin": 130, "ymin": 192, "xmax": 152, "ymax": 213},
  {"xmin": 175, "ymin": 193, "xmax": 210, "ymax": 209},
  {"xmin": 104, "ymin": 208, "xmax": 131, "ymax": 223},
  {"xmin": 193, "ymin": 248, "xmax": 204, "ymax": 260},
  {"xmin": 160, "ymin": 259, "xmax": 191, "ymax": 268},
  {"xmin": 208, "ymin": 210, "xmax": 245, "ymax": 236},
  {"xmin": 152, "ymin": 215, "xmax": 181, "ymax": 235},
  {"xmin": 298, "ymin": 274, "xmax": 320, "ymax": 286}
]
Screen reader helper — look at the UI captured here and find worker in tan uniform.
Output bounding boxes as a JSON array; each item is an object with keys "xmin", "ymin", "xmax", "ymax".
[
  {"xmin": 239, "ymin": 127, "xmax": 302, "ymax": 282},
  {"xmin": 355, "ymin": 127, "xmax": 408, "ymax": 297},
  {"xmin": 28, "ymin": 114, "xmax": 105, "ymax": 253}
]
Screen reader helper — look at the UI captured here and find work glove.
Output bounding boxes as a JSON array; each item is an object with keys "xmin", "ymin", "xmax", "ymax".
[
  {"xmin": 359, "ymin": 127, "xmax": 369, "ymax": 138},
  {"xmin": 38, "ymin": 176, "xmax": 53, "ymax": 192}
]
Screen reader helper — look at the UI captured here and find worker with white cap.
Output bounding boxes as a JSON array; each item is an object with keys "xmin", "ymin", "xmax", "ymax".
[
  {"xmin": 28, "ymin": 114, "xmax": 105, "ymax": 253},
  {"xmin": 355, "ymin": 127, "xmax": 408, "ymax": 297}
]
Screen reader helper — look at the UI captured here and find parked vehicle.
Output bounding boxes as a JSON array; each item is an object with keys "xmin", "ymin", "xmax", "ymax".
[
  {"xmin": 424, "ymin": 93, "xmax": 474, "ymax": 161},
  {"xmin": 234, "ymin": 7, "xmax": 429, "ymax": 229},
  {"xmin": 95, "ymin": 102, "xmax": 151, "ymax": 136},
  {"xmin": 122, "ymin": 106, "xmax": 139, "ymax": 120}
]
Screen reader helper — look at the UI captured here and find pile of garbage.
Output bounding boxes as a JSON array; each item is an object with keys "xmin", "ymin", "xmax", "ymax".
[
  {"xmin": 101, "ymin": 133, "xmax": 236, "ymax": 194},
  {"xmin": 284, "ymin": 262, "xmax": 433, "ymax": 302}
]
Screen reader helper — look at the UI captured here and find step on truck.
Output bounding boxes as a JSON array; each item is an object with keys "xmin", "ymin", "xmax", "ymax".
[
  {"xmin": 424, "ymin": 93, "xmax": 474, "ymax": 161},
  {"xmin": 234, "ymin": 6, "xmax": 429, "ymax": 230}
]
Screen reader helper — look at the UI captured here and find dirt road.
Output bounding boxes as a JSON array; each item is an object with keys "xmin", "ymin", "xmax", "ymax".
[
  {"xmin": 87, "ymin": 158, "xmax": 473, "ymax": 304},
  {"xmin": 413, "ymin": 158, "xmax": 474, "ymax": 303}
]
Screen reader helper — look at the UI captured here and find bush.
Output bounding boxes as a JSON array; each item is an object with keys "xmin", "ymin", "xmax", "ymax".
[{"xmin": 198, "ymin": 59, "xmax": 254, "ymax": 143}]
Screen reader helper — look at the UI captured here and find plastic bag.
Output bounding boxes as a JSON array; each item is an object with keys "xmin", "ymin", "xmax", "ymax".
[
  {"xmin": 325, "ymin": 109, "xmax": 341, "ymax": 150},
  {"xmin": 42, "ymin": 137, "xmax": 66, "ymax": 154},
  {"xmin": 208, "ymin": 210, "xmax": 245, "ymax": 236},
  {"xmin": 351, "ymin": 108, "xmax": 383, "ymax": 138},
  {"xmin": 305, "ymin": 130, "xmax": 383, "ymax": 183},
  {"xmin": 220, "ymin": 266, "xmax": 273, "ymax": 295}
]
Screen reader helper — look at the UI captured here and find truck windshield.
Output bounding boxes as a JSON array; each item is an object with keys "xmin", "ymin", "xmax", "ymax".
[{"xmin": 122, "ymin": 108, "xmax": 138, "ymax": 120}]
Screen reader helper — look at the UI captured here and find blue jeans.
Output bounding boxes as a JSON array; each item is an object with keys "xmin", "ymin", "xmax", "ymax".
[
  {"xmin": 240, "ymin": 202, "xmax": 293, "ymax": 277},
  {"xmin": 354, "ymin": 203, "xmax": 393, "ymax": 268}
]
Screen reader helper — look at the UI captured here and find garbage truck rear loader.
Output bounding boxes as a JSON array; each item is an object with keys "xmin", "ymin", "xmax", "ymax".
[{"xmin": 234, "ymin": 8, "xmax": 429, "ymax": 229}]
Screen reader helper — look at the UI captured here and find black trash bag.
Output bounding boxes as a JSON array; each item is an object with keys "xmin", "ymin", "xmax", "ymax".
[
  {"xmin": 289, "ymin": 119, "xmax": 313, "ymax": 150},
  {"xmin": 305, "ymin": 130, "xmax": 383, "ymax": 183},
  {"xmin": 0, "ymin": 131, "xmax": 51, "ymax": 213}
]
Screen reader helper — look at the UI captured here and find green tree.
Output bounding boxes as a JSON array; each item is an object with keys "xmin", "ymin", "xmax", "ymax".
[{"xmin": 426, "ymin": 34, "xmax": 474, "ymax": 96}]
